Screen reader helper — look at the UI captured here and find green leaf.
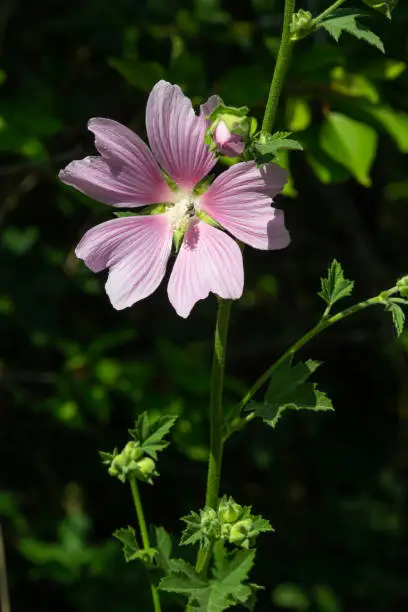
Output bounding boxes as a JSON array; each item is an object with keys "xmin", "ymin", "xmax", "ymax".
[
  {"xmin": 362, "ymin": 0, "xmax": 398, "ymax": 19},
  {"xmin": 113, "ymin": 526, "xmax": 139, "ymax": 561},
  {"xmin": 330, "ymin": 67, "xmax": 379, "ymax": 103},
  {"xmin": 129, "ymin": 412, "xmax": 177, "ymax": 460},
  {"xmin": 318, "ymin": 259, "xmax": 354, "ymax": 307},
  {"xmin": 320, "ymin": 112, "xmax": 378, "ymax": 186},
  {"xmin": 160, "ymin": 550, "xmax": 256, "ymax": 611},
  {"xmin": 385, "ymin": 302, "xmax": 405, "ymax": 336},
  {"xmin": 250, "ymin": 359, "xmax": 334, "ymax": 428},
  {"xmin": 159, "ymin": 560, "xmax": 210, "ymax": 607},
  {"xmin": 362, "ymin": 105, "xmax": 408, "ymax": 153},
  {"xmin": 251, "ymin": 516, "xmax": 274, "ymax": 534},
  {"xmin": 320, "ymin": 8, "xmax": 384, "ymax": 52},
  {"xmin": 99, "ymin": 449, "xmax": 116, "ymax": 465},
  {"xmin": 180, "ymin": 507, "xmax": 219, "ymax": 547},
  {"xmin": 180, "ymin": 511, "xmax": 208, "ymax": 547},
  {"xmin": 113, "ymin": 526, "xmax": 156, "ymax": 563},
  {"xmin": 151, "ymin": 526, "xmax": 181, "ymax": 575},
  {"xmin": 286, "ymin": 98, "xmax": 312, "ymax": 132},
  {"xmin": 252, "ymin": 131, "xmax": 303, "ymax": 163}
]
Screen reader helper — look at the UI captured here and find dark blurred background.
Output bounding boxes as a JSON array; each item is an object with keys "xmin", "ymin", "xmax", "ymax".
[{"xmin": 1, "ymin": 0, "xmax": 408, "ymax": 610}]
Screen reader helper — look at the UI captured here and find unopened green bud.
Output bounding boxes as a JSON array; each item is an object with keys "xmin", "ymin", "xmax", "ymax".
[
  {"xmin": 229, "ymin": 519, "xmax": 254, "ymax": 548},
  {"xmin": 108, "ymin": 463, "xmax": 119, "ymax": 477},
  {"xmin": 107, "ymin": 452, "xmax": 129, "ymax": 481},
  {"xmin": 290, "ymin": 10, "xmax": 313, "ymax": 40},
  {"xmin": 218, "ymin": 497, "xmax": 242, "ymax": 524},
  {"xmin": 123, "ymin": 441, "xmax": 143, "ymax": 462},
  {"xmin": 134, "ymin": 457, "xmax": 157, "ymax": 483},
  {"xmin": 397, "ymin": 276, "xmax": 408, "ymax": 298}
]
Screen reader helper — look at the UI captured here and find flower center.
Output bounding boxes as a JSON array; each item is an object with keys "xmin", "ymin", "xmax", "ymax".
[{"xmin": 166, "ymin": 190, "xmax": 199, "ymax": 231}]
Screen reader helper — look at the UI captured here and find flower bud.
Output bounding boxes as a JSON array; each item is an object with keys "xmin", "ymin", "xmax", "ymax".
[
  {"xmin": 134, "ymin": 457, "xmax": 158, "ymax": 483},
  {"xmin": 229, "ymin": 519, "xmax": 254, "ymax": 548},
  {"xmin": 214, "ymin": 121, "xmax": 245, "ymax": 157},
  {"xmin": 123, "ymin": 441, "xmax": 143, "ymax": 462},
  {"xmin": 290, "ymin": 9, "xmax": 313, "ymax": 40},
  {"xmin": 205, "ymin": 103, "xmax": 254, "ymax": 158},
  {"xmin": 218, "ymin": 497, "xmax": 242, "ymax": 524},
  {"xmin": 397, "ymin": 276, "xmax": 408, "ymax": 298}
]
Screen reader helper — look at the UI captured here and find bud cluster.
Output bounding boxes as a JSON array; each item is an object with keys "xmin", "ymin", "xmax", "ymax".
[
  {"xmin": 181, "ymin": 495, "xmax": 271, "ymax": 550},
  {"xmin": 102, "ymin": 441, "xmax": 158, "ymax": 485}
]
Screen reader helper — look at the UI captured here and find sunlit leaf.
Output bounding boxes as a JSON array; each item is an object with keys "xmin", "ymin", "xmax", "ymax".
[{"xmin": 320, "ymin": 112, "xmax": 378, "ymax": 186}]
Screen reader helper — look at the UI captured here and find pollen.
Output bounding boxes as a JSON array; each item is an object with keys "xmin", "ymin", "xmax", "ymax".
[{"xmin": 166, "ymin": 190, "xmax": 199, "ymax": 230}]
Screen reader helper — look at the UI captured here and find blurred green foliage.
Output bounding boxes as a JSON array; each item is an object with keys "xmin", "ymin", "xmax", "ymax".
[{"xmin": 1, "ymin": 0, "xmax": 408, "ymax": 610}]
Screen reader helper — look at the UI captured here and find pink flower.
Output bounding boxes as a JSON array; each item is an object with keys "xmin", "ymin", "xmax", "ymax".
[
  {"xmin": 214, "ymin": 121, "xmax": 245, "ymax": 157},
  {"xmin": 59, "ymin": 81, "xmax": 290, "ymax": 318}
]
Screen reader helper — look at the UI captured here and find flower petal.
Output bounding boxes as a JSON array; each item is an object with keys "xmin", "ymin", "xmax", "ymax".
[
  {"xmin": 168, "ymin": 220, "xmax": 243, "ymax": 318},
  {"xmin": 76, "ymin": 215, "xmax": 173, "ymax": 309},
  {"xmin": 59, "ymin": 118, "xmax": 172, "ymax": 207},
  {"xmin": 146, "ymin": 81, "xmax": 216, "ymax": 190},
  {"xmin": 200, "ymin": 95, "xmax": 222, "ymax": 120},
  {"xmin": 200, "ymin": 161, "xmax": 290, "ymax": 250}
]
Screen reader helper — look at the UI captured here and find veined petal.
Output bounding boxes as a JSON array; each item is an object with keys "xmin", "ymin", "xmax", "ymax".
[
  {"xmin": 168, "ymin": 220, "xmax": 243, "ymax": 318},
  {"xmin": 75, "ymin": 215, "xmax": 172, "ymax": 309},
  {"xmin": 200, "ymin": 161, "xmax": 290, "ymax": 250},
  {"xmin": 59, "ymin": 118, "xmax": 172, "ymax": 207},
  {"xmin": 146, "ymin": 81, "xmax": 216, "ymax": 190},
  {"xmin": 200, "ymin": 95, "xmax": 222, "ymax": 120}
]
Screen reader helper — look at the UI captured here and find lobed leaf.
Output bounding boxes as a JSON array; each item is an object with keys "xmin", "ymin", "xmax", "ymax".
[
  {"xmin": 113, "ymin": 526, "xmax": 156, "ymax": 563},
  {"xmin": 160, "ymin": 550, "xmax": 256, "ymax": 612},
  {"xmin": 318, "ymin": 259, "xmax": 354, "ymax": 307},
  {"xmin": 320, "ymin": 8, "xmax": 384, "ymax": 52},
  {"xmin": 385, "ymin": 302, "xmax": 405, "ymax": 336},
  {"xmin": 251, "ymin": 131, "xmax": 303, "ymax": 163},
  {"xmin": 129, "ymin": 412, "xmax": 177, "ymax": 459},
  {"xmin": 250, "ymin": 359, "xmax": 334, "ymax": 428}
]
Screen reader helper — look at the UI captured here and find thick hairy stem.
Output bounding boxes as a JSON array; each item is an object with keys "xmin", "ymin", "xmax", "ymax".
[{"xmin": 261, "ymin": 0, "xmax": 296, "ymax": 134}]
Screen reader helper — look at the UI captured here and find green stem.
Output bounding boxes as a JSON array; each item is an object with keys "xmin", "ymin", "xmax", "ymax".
[
  {"xmin": 312, "ymin": 0, "xmax": 347, "ymax": 25},
  {"xmin": 234, "ymin": 288, "xmax": 397, "ymax": 422},
  {"xmin": 130, "ymin": 479, "xmax": 161, "ymax": 612},
  {"xmin": 195, "ymin": 298, "xmax": 232, "ymax": 575},
  {"xmin": 261, "ymin": 0, "xmax": 296, "ymax": 134}
]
